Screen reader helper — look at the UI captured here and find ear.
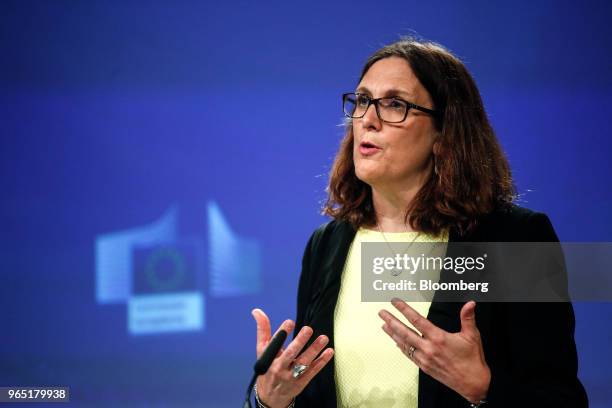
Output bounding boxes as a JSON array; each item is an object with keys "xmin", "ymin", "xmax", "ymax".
[{"xmin": 432, "ymin": 140, "xmax": 441, "ymax": 156}]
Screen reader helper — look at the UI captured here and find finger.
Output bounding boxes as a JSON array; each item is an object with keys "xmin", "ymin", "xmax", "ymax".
[
  {"xmin": 295, "ymin": 348, "xmax": 335, "ymax": 385},
  {"xmin": 407, "ymin": 346, "xmax": 436, "ymax": 377},
  {"xmin": 271, "ymin": 319, "xmax": 295, "ymax": 357},
  {"xmin": 390, "ymin": 298, "xmax": 439, "ymax": 337},
  {"xmin": 459, "ymin": 301, "xmax": 478, "ymax": 335},
  {"xmin": 272, "ymin": 319, "xmax": 296, "ymax": 339},
  {"xmin": 294, "ymin": 334, "xmax": 329, "ymax": 365},
  {"xmin": 381, "ymin": 322, "xmax": 423, "ymax": 360},
  {"xmin": 252, "ymin": 308, "xmax": 271, "ymax": 356},
  {"xmin": 397, "ymin": 342, "xmax": 425, "ymax": 370},
  {"xmin": 379, "ymin": 310, "xmax": 425, "ymax": 349},
  {"xmin": 276, "ymin": 325, "xmax": 314, "ymax": 367},
  {"xmin": 382, "ymin": 322, "xmax": 413, "ymax": 349},
  {"xmin": 252, "ymin": 309, "xmax": 295, "ymax": 358}
]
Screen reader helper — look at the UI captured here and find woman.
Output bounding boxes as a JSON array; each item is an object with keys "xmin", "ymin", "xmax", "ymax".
[{"xmin": 251, "ymin": 38, "xmax": 588, "ymax": 408}]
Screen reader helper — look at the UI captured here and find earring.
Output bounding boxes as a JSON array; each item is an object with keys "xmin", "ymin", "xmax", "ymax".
[{"xmin": 433, "ymin": 155, "xmax": 439, "ymax": 177}]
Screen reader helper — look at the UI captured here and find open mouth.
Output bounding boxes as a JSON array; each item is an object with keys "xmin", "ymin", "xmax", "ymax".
[
  {"xmin": 359, "ymin": 140, "xmax": 381, "ymax": 156},
  {"xmin": 360, "ymin": 141, "xmax": 380, "ymax": 149}
]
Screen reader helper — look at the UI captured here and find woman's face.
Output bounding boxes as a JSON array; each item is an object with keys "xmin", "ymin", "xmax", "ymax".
[{"xmin": 352, "ymin": 57, "xmax": 438, "ymax": 191}]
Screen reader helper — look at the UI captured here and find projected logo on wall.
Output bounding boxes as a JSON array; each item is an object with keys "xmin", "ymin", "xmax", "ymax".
[{"xmin": 94, "ymin": 202, "xmax": 261, "ymax": 335}]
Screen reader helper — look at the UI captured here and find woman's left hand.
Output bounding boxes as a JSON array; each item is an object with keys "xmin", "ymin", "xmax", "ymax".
[{"xmin": 378, "ymin": 298, "xmax": 490, "ymax": 404}]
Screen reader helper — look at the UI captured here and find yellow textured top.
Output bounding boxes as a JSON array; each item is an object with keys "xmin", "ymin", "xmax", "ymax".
[{"xmin": 333, "ymin": 227, "xmax": 449, "ymax": 408}]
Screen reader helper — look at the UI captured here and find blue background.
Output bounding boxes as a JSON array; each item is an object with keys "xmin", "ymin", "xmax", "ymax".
[{"xmin": 1, "ymin": 1, "xmax": 611, "ymax": 407}]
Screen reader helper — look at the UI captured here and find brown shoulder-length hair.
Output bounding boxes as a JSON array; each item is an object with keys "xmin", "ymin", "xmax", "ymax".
[{"xmin": 323, "ymin": 38, "xmax": 516, "ymax": 237}]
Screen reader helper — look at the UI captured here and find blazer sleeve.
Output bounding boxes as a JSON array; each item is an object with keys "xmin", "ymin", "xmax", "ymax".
[
  {"xmin": 485, "ymin": 212, "xmax": 589, "ymax": 407},
  {"xmin": 295, "ymin": 229, "xmax": 316, "ymax": 338},
  {"xmin": 294, "ymin": 222, "xmax": 330, "ymax": 338}
]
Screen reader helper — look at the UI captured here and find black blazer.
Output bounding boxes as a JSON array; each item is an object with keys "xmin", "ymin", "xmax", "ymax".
[{"xmin": 294, "ymin": 205, "xmax": 588, "ymax": 407}]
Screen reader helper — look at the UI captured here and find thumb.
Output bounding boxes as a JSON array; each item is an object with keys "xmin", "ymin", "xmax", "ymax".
[
  {"xmin": 252, "ymin": 308, "xmax": 271, "ymax": 356},
  {"xmin": 460, "ymin": 301, "xmax": 478, "ymax": 335}
]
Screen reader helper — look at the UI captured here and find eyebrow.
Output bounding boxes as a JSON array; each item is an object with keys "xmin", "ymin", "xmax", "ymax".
[{"xmin": 355, "ymin": 86, "xmax": 416, "ymax": 101}]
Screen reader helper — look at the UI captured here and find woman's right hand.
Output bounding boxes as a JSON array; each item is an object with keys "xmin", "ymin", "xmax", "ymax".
[{"xmin": 251, "ymin": 308, "xmax": 335, "ymax": 408}]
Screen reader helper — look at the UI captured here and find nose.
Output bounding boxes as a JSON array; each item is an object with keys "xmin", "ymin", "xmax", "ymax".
[{"xmin": 358, "ymin": 102, "xmax": 382, "ymax": 132}]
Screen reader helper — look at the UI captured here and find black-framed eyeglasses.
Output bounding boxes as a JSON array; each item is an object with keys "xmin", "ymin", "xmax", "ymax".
[{"xmin": 342, "ymin": 92, "xmax": 437, "ymax": 123}]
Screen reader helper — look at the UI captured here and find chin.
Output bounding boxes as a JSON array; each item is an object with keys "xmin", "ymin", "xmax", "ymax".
[{"xmin": 354, "ymin": 165, "xmax": 379, "ymax": 186}]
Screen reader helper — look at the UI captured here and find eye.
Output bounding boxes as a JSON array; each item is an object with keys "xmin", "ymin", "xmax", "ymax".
[
  {"xmin": 356, "ymin": 94, "xmax": 370, "ymax": 107},
  {"xmin": 380, "ymin": 98, "xmax": 406, "ymax": 111}
]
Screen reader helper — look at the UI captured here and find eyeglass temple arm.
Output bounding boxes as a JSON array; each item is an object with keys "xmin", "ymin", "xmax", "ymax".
[{"xmin": 409, "ymin": 102, "xmax": 437, "ymax": 115}]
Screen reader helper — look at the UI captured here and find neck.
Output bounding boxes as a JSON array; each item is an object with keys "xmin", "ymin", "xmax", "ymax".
[
  {"xmin": 371, "ymin": 184, "xmax": 420, "ymax": 233},
  {"xmin": 370, "ymin": 168, "xmax": 432, "ymax": 232}
]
